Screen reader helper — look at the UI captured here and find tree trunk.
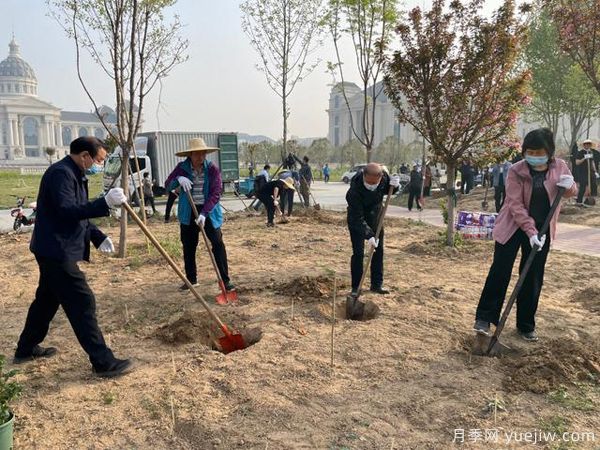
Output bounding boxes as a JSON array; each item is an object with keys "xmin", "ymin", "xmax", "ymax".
[
  {"xmin": 445, "ymin": 162, "xmax": 456, "ymax": 247},
  {"xmin": 282, "ymin": 93, "xmax": 287, "ymax": 164},
  {"xmin": 366, "ymin": 144, "xmax": 372, "ymax": 163},
  {"xmin": 118, "ymin": 149, "xmax": 129, "ymax": 257}
]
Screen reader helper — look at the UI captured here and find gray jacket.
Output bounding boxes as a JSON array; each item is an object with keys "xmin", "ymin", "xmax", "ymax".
[{"xmin": 492, "ymin": 162, "xmax": 512, "ymax": 187}]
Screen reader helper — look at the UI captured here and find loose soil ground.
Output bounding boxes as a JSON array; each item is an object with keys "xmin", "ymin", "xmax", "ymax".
[{"xmin": 0, "ymin": 210, "xmax": 598, "ymax": 449}]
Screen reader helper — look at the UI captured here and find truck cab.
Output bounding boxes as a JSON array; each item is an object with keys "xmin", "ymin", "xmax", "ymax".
[{"xmin": 103, "ymin": 137, "xmax": 152, "ymax": 202}]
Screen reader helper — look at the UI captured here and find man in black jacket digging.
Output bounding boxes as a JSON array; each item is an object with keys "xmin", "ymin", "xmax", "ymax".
[
  {"xmin": 346, "ymin": 163, "xmax": 400, "ymax": 295},
  {"xmin": 13, "ymin": 136, "xmax": 132, "ymax": 378}
]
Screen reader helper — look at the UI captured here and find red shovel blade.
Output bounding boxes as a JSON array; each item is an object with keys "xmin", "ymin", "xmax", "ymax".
[
  {"xmin": 218, "ymin": 328, "xmax": 246, "ymax": 354},
  {"xmin": 216, "ymin": 282, "xmax": 238, "ymax": 305}
]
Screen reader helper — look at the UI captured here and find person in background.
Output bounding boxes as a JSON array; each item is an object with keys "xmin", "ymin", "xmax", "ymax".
[
  {"xmin": 257, "ymin": 177, "xmax": 296, "ymax": 227},
  {"xmin": 142, "ymin": 172, "xmax": 157, "ymax": 215},
  {"xmin": 407, "ymin": 165, "xmax": 423, "ymax": 211},
  {"xmin": 460, "ymin": 159, "xmax": 475, "ymax": 194},
  {"xmin": 575, "ymin": 139, "xmax": 600, "ymax": 204},
  {"xmin": 492, "ymin": 160, "xmax": 512, "ymax": 213},
  {"xmin": 278, "ymin": 169, "xmax": 298, "ymax": 216},
  {"xmin": 164, "ymin": 188, "xmax": 179, "ymax": 223},
  {"xmin": 473, "ymin": 128, "xmax": 577, "ymax": 342},
  {"xmin": 346, "ymin": 163, "xmax": 400, "ymax": 295},
  {"xmin": 423, "ymin": 164, "xmax": 432, "ymax": 197},
  {"xmin": 399, "ymin": 163, "xmax": 408, "ymax": 175},
  {"xmin": 252, "ymin": 164, "xmax": 270, "ymax": 211},
  {"xmin": 248, "ymin": 162, "xmax": 255, "ymax": 178},
  {"xmin": 14, "ymin": 136, "xmax": 132, "ymax": 378},
  {"xmin": 323, "ymin": 163, "xmax": 331, "ymax": 183},
  {"xmin": 294, "ymin": 155, "xmax": 313, "ymax": 207},
  {"xmin": 165, "ymin": 138, "xmax": 234, "ymax": 292}
]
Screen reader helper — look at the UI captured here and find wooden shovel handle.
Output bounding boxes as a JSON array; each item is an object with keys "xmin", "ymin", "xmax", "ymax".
[
  {"xmin": 356, "ymin": 184, "xmax": 395, "ymax": 296},
  {"xmin": 121, "ymin": 202, "xmax": 231, "ymax": 336},
  {"xmin": 486, "ymin": 187, "xmax": 566, "ymax": 353},
  {"xmin": 184, "ymin": 191, "xmax": 228, "ymax": 293}
]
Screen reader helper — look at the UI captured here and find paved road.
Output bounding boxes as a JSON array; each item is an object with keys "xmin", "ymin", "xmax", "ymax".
[{"xmin": 2, "ymin": 181, "xmax": 600, "ymax": 258}]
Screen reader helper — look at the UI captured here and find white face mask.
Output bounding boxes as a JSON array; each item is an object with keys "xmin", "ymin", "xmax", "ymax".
[{"xmin": 363, "ymin": 181, "xmax": 379, "ymax": 191}]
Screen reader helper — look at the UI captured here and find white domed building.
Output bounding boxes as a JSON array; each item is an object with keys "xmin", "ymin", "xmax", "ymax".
[{"xmin": 0, "ymin": 37, "xmax": 117, "ymax": 163}]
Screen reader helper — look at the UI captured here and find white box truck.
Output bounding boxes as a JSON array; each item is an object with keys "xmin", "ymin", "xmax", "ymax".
[{"xmin": 102, "ymin": 131, "xmax": 239, "ymax": 199}]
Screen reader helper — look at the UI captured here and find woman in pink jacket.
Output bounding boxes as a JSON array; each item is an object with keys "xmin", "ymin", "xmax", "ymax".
[{"xmin": 473, "ymin": 129, "xmax": 577, "ymax": 341}]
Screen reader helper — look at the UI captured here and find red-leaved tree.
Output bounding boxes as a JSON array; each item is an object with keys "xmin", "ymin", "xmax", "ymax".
[
  {"xmin": 550, "ymin": 0, "xmax": 600, "ymax": 95},
  {"xmin": 384, "ymin": 0, "xmax": 530, "ymax": 246}
]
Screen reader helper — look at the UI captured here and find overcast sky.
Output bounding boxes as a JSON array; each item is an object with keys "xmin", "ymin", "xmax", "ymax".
[{"xmin": 1, "ymin": 0, "xmax": 508, "ymax": 140}]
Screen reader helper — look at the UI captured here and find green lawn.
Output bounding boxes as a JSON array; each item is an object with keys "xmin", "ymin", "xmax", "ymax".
[{"xmin": 0, "ymin": 170, "xmax": 104, "ymax": 209}]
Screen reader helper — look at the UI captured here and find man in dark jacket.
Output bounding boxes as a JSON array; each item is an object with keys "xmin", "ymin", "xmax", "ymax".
[
  {"xmin": 346, "ymin": 163, "xmax": 400, "ymax": 295},
  {"xmin": 14, "ymin": 136, "xmax": 132, "ymax": 378},
  {"xmin": 575, "ymin": 139, "xmax": 600, "ymax": 203},
  {"xmin": 294, "ymin": 154, "xmax": 313, "ymax": 207}
]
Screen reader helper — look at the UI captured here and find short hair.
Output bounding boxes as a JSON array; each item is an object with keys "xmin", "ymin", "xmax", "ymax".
[
  {"xmin": 522, "ymin": 128, "xmax": 555, "ymax": 157},
  {"xmin": 303, "ymin": 156, "xmax": 309, "ymax": 163},
  {"xmin": 70, "ymin": 136, "xmax": 106, "ymax": 157},
  {"xmin": 143, "ymin": 172, "xmax": 149, "ymax": 178},
  {"xmin": 264, "ymin": 164, "xmax": 271, "ymax": 170}
]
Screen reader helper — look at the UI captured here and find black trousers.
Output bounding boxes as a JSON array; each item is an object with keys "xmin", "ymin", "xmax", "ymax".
[
  {"xmin": 577, "ymin": 177, "xmax": 598, "ymax": 203},
  {"xmin": 16, "ymin": 256, "xmax": 115, "ymax": 369},
  {"xmin": 144, "ymin": 195, "xmax": 156, "ymax": 212},
  {"xmin": 165, "ymin": 191, "xmax": 178, "ymax": 220},
  {"xmin": 408, "ymin": 188, "xmax": 422, "ymax": 211},
  {"xmin": 475, "ymin": 229, "xmax": 550, "ymax": 333},
  {"xmin": 494, "ymin": 185, "xmax": 505, "ymax": 213},
  {"xmin": 257, "ymin": 193, "xmax": 276, "ymax": 224},
  {"xmin": 279, "ymin": 189, "xmax": 294, "ymax": 215},
  {"xmin": 180, "ymin": 212, "xmax": 230, "ymax": 284},
  {"xmin": 349, "ymin": 227, "xmax": 385, "ymax": 290}
]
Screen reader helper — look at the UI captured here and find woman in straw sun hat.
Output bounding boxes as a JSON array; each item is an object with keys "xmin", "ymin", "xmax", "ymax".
[{"xmin": 165, "ymin": 138, "xmax": 235, "ymax": 292}]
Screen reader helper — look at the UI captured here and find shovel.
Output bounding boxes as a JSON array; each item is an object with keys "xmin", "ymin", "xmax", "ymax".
[
  {"xmin": 122, "ymin": 202, "xmax": 246, "ymax": 353},
  {"xmin": 584, "ymin": 156, "xmax": 596, "ymax": 206},
  {"xmin": 346, "ymin": 183, "xmax": 395, "ymax": 320},
  {"xmin": 473, "ymin": 187, "xmax": 566, "ymax": 356},
  {"xmin": 481, "ymin": 185, "xmax": 489, "ymax": 211},
  {"xmin": 185, "ymin": 192, "xmax": 238, "ymax": 305}
]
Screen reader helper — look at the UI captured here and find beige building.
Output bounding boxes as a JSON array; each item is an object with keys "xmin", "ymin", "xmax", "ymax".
[{"xmin": 0, "ymin": 37, "xmax": 116, "ymax": 164}]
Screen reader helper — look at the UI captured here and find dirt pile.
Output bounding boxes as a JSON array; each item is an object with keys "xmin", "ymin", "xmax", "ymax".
[
  {"xmin": 571, "ymin": 287, "xmax": 600, "ymax": 314},
  {"xmin": 156, "ymin": 310, "xmax": 217, "ymax": 346},
  {"xmin": 503, "ymin": 339, "xmax": 600, "ymax": 394},
  {"xmin": 294, "ymin": 208, "xmax": 347, "ymax": 226},
  {"xmin": 275, "ymin": 275, "xmax": 349, "ymax": 300}
]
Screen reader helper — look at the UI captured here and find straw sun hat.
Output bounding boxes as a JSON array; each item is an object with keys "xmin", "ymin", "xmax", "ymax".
[
  {"xmin": 175, "ymin": 138, "xmax": 220, "ymax": 157},
  {"xmin": 281, "ymin": 177, "xmax": 296, "ymax": 191}
]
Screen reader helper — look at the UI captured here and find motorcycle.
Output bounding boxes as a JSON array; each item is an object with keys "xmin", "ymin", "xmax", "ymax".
[{"xmin": 11, "ymin": 196, "xmax": 37, "ymax": 232}]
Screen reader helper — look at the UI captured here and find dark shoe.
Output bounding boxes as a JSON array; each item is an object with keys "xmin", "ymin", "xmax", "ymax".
[
  {"xmin": 13, "ymin": 345, "xmax": 58, "ymax": 364},
  {"xmin": 224, "ymin": 281, "xmax": 236, "ymax": 291},
  {"xmin": 178, "ymin": 282, "xmax": 199, "ymax": 291},
  {"xmin": 473, "ymin": 319, "xmax": 490, "ymax": 336},
  {"xmin": 518, "ymin": 330, "xmax": 539, "ymax": 342},
  {"xmin": 266, "ymin": 222, "xmax": 275, "ymax": 227},
  {"xmin": 94, "ymin": 358, "xmax": 133, "ymax": 378},
  {"xmin": 370, "ymin": 286, "xmax": 390, "ymax": 294}
]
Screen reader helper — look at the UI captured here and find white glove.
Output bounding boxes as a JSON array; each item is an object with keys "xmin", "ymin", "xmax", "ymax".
[
  {"xmin": 98, "ymin": 237, "xmax": 115, "ymax": 253},
  {"xmin": 104, "ymin": 188, "xmax": 127, "ymax": 208},
  {"xmin": 177, "ymin": 176, "xmax": 193, "ymax": 192},
  {"xmin": 529, "ymin": 234, "xmax": 546, "ymax": 252},
  {"xmin": 367, "ymin": 237, "xmax": 379, "ymax": 249},
  {"xmin": 390, "ymin": 175, "xmax": 401, "ymax": 187},
  {"xmin": 195, "ymin": 213, "xmax": 206, "ymax": 227},
  {"xmin": 557, "ymin": 175, "xmax": 574, "ymax": 189},
  {"xmin": 273, "ymin": 200, "xmax": 280, "ymax": 207},
  {"xmin": 584, "ymin": 153, "xmax": 593, "ymax": 159}
]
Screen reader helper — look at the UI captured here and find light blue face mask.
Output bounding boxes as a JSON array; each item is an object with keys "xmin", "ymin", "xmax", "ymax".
[
  {"xmin": 525, "ymin": 155, "xmax": 548, "ymax": 167},
  {"xmin": 85, "ymin": 163, "xmax": 103, "ymax": 175}
]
